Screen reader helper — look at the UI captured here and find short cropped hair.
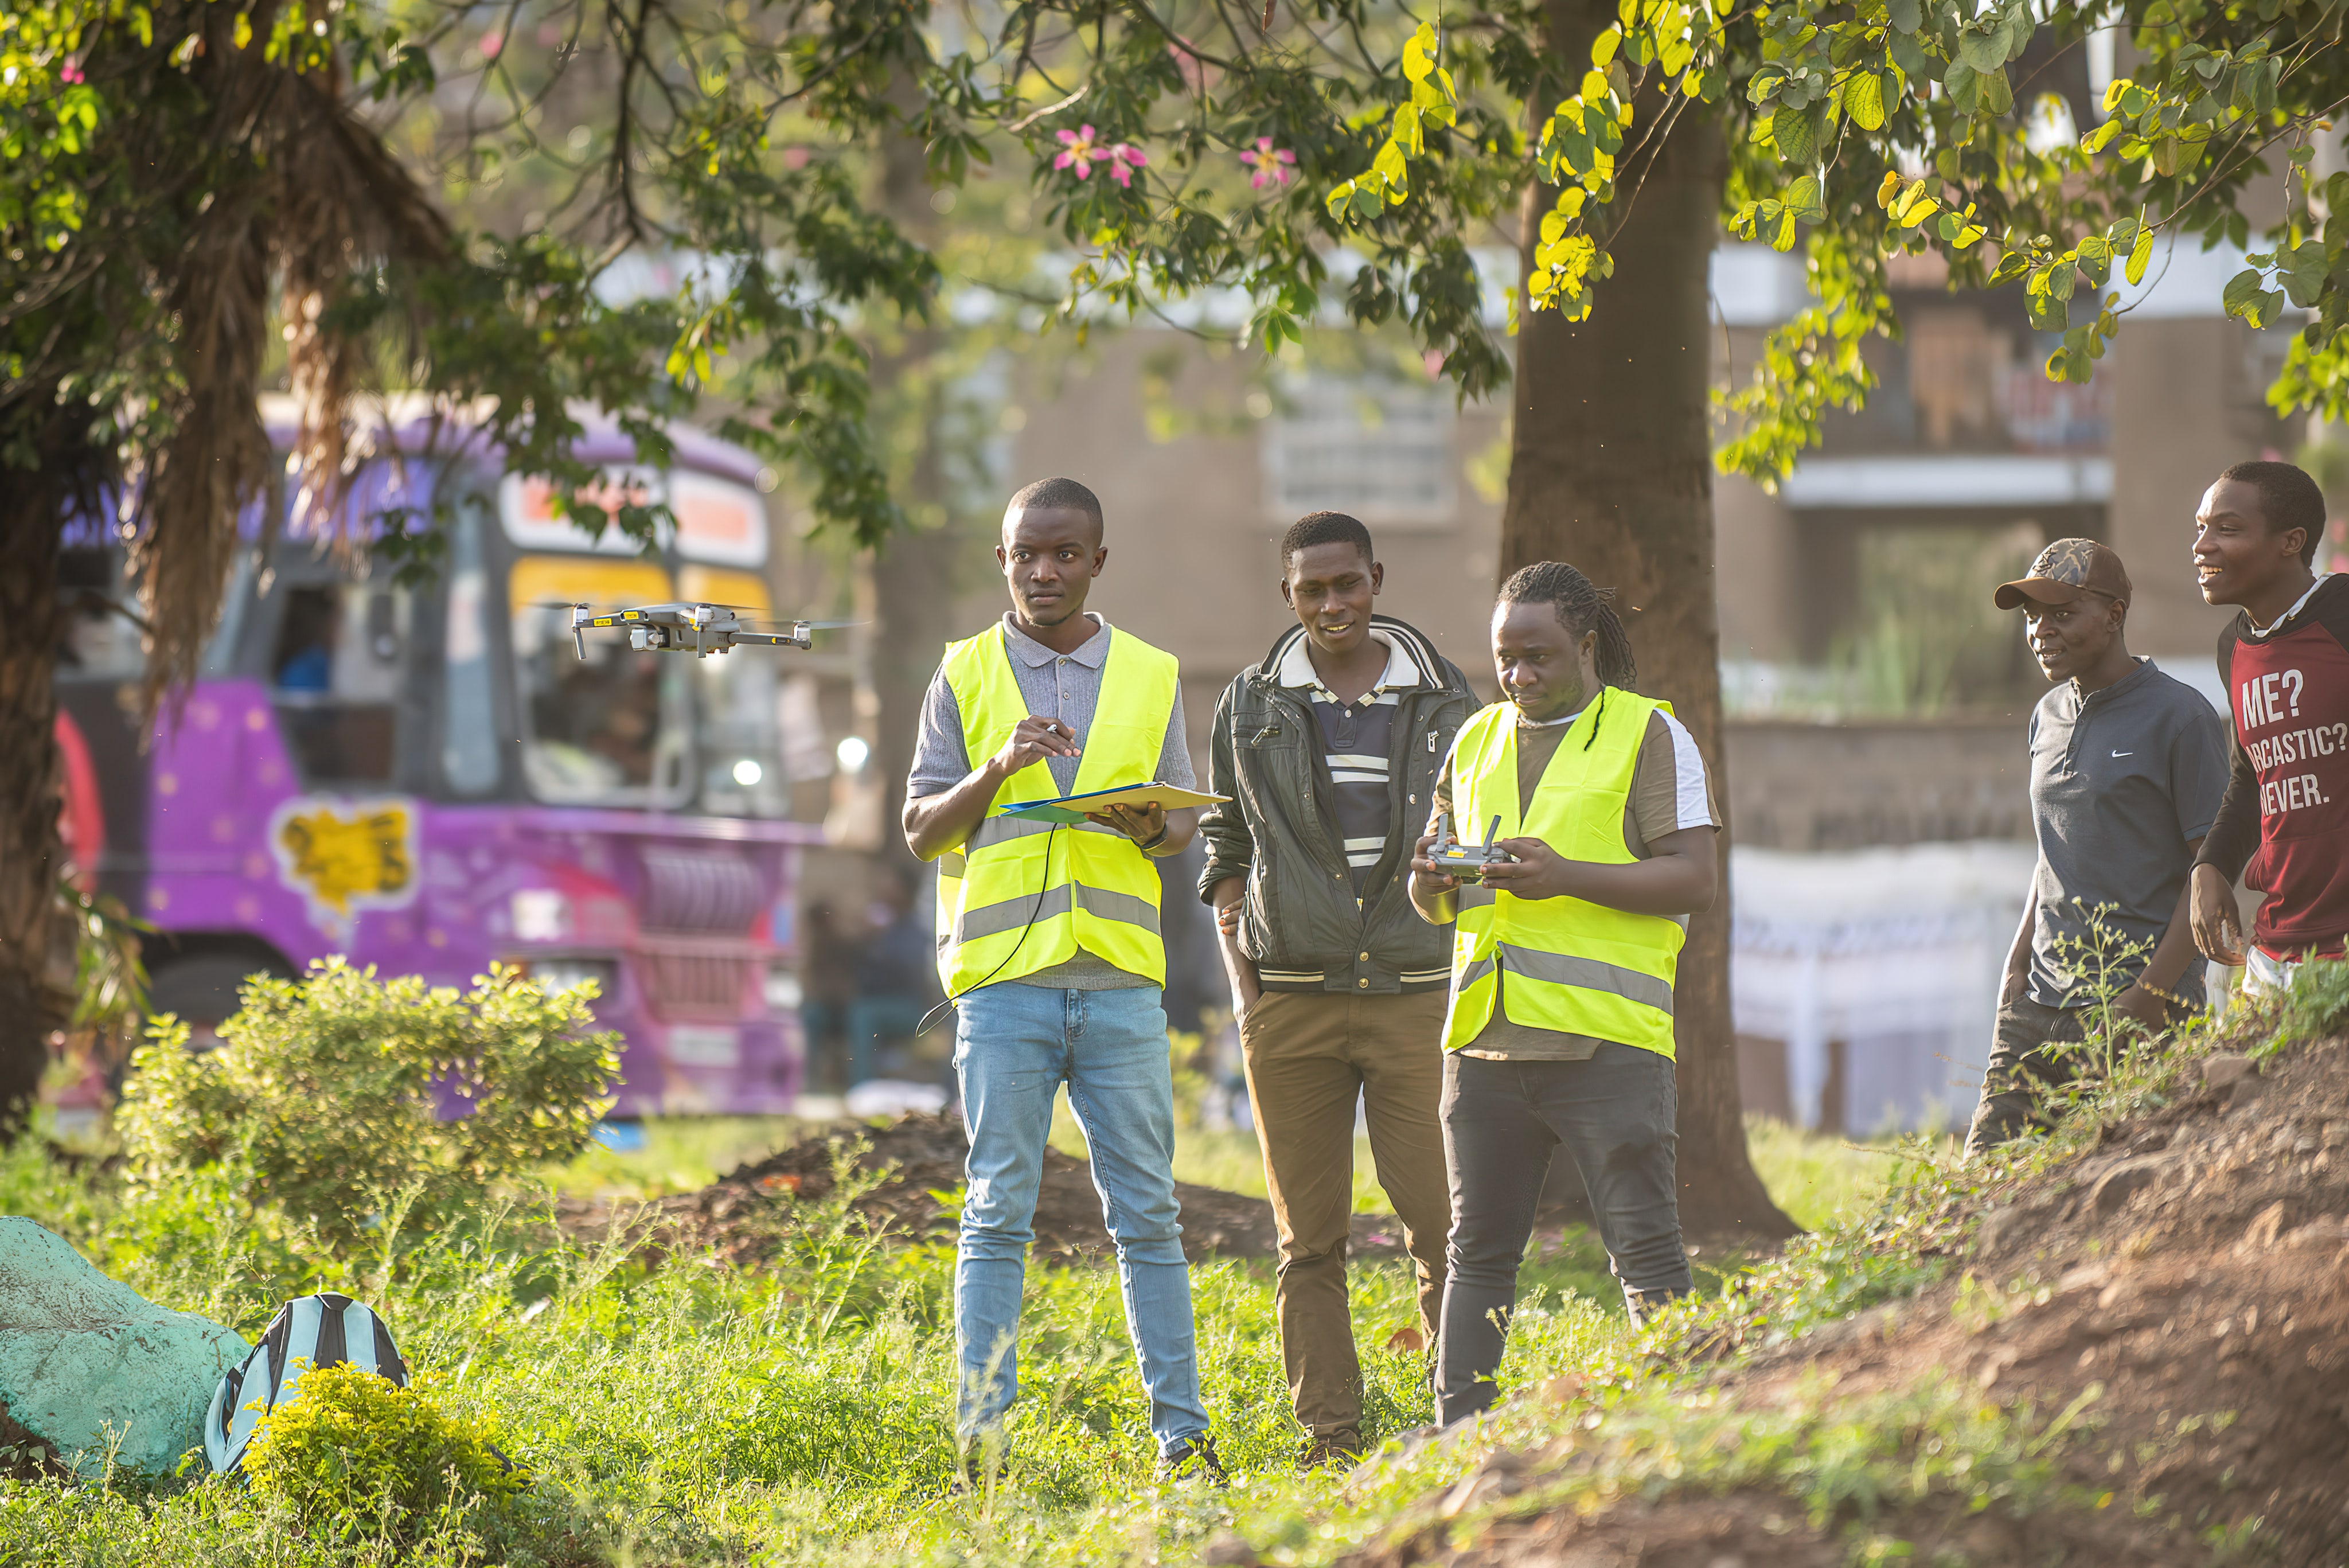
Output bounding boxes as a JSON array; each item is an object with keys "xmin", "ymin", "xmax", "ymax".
[
  {"xmin": 2221, "ymin": 460, "xmax": 2325, "ymax": 565},
  {"xmin": 1006, "ymin": 476, "xmax": 1104, "ymax": 536},
  {"xmin": 1280, "ymin": 510, "xmax": 1374, "ymax": 568}
]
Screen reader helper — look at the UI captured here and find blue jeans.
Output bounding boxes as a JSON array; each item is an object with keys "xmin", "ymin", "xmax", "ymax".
[{"xmin": 953, "ymin": 982, "xmax": 1209, "ymax": 1455}]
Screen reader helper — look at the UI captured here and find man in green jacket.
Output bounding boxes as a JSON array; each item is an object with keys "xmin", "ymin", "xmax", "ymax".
[{"xmin": 1199, "ymin": 510, "xmax": 1477, "ymax": 1467}]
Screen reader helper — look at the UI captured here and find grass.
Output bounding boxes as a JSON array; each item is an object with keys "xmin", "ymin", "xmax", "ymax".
[
  {"xmin": 1743, "ymin": 1113, "xmax": 1942, "ymax": 1232},
  {"xmin": 542, "ymin": 1103, "xmax": 1911, "ymax": 1233},
  {"xmin": 7, "ymin": 1012, "xmax": 2250, "ymax": 1568},
  {"xmin": 539, "ymin": 1115, "xmax": 811, "ymax": 1200}
]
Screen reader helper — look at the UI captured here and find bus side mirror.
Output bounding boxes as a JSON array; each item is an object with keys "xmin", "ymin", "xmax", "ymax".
[{"xmin": 366, "ymin": 592, "xmax": 398, "ymax": 662}]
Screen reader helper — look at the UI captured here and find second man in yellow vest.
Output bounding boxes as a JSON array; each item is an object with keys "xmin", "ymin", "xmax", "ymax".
[
  {"xmin": 903, "ymin": 477, "xmax": 1223, "ymax": 1484},
  {"xmin": 1408, "ymin": 561, "xmax": 1722, "ymax": 1427}
]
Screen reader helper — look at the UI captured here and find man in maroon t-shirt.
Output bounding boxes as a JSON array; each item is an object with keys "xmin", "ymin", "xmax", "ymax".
[{"xmin": 2188, "ymin": 460, "xmax": 2349, "ymax": 993}]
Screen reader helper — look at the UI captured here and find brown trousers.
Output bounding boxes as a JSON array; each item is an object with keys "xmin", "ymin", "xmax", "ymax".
[{"xmin": 1240, "ymin": 988, "xmax": 1451, "ymax": 1444}]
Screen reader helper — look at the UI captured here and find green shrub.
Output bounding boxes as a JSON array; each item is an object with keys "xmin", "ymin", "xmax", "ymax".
[
  {"xmin": 2266, "ymin": 954, "xmax": 2349, "ymax": 1056},
  {"xmin": 118, "ymin": 958, "xmax": 619, "ymax": 1246},
  {"xmin": 242, "ymin": 1363, "xmax": 520, "ymax": 1540}
]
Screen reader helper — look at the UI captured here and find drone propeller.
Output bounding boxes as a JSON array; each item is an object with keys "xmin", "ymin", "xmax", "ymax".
[{"xmin": 731, "ymin": 615, "xmax": 864, "ymax": 634}]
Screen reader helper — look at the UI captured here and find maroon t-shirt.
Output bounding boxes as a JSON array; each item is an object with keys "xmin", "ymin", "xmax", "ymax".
[{"xmin": 2198, "ymin": 574, "xmax": 2349, "ymax": 954}]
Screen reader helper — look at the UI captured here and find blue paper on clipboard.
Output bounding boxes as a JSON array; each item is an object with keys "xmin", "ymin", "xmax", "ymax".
[{"xmin": 994, "ymin": 781, "xmax": 1227, "ymax": 826}]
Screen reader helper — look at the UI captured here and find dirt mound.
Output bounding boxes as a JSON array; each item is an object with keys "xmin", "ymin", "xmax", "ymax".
[
  {"xmin": 629, "ymin": 1113, "xmax": 1413, "ymax": 1266},
  {"xmin": 1344, "ymin": 1033, "xmax": 2349, "ymax": 1567}
]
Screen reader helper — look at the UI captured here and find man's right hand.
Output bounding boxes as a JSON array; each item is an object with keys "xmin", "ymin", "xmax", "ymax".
[
  {"xmin": 991, "ymin": 714, "xmax": 1082, "ymax": 778},
  {"xmin": 2190, "ymin": 862, "xmax": 2246, "ymax": 965}
]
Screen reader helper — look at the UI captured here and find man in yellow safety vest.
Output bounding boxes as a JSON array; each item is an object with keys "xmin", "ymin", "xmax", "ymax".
[
  {"xmin": 1408, "ymin": 561, "xmax": 1722, "ymax": 1427},
  {"xmin": 903, "ymin": 477, "xmax": 1223, "ymax": 1484}
]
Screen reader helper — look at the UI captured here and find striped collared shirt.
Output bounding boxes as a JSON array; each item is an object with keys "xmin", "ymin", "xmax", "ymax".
[{"xmin": 1276, "ymin": 631, "xmax": 1423, "ymax": 892}]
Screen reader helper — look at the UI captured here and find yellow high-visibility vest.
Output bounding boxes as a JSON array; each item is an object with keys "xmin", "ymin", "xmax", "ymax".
[
  {"xmin": 1441, "ymin": 689, "xmax": 1683, "ymax": 1058},
  {"xmin": 930, "ymin": 622, "xmax": 1180, "ymax": 994}
]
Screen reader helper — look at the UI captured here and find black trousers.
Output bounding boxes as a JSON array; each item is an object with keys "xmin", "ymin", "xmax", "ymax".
[{"xmin": 1435, "ymin": 1046, "xmax": 1691, "ymax": 1426}]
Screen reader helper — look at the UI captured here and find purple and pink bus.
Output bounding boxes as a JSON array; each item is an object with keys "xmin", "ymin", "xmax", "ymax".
[{"xmin": 56, "ymin": 403, "xmax": 821, "ymax": 1114}]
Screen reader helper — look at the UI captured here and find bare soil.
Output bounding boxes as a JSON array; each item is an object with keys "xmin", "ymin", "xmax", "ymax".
[
  {"xmin": 1337, "ymin": 1033, "xmax": 2349, "ymax": 1568},
  {"xmin": 572, "ymin": 1113, "xmax": 1415, "ymax": 1266}
]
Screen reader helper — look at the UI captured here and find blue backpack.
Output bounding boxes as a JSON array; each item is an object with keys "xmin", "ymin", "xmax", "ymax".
[{"xmin": 205, "ymin": 1293, "xmax": 409, "ymax": 1475}]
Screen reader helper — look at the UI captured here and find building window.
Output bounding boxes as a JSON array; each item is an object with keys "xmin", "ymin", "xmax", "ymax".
[{"xmin": 1262, "ymin": 375, "xmax": 1457, "ymax": 526}]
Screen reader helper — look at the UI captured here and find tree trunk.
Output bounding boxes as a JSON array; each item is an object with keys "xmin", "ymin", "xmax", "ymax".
[
  {"xmin": 1502, "ymin": 0, "xmax": 1796, "ymax": 1242},
  {"xmin": 867, "ymin": 85, "xmax": 963, "ymax": 865},
  {"xmin": 0, "ymin": 479, "xmax": 75, "ymax": 1136}
]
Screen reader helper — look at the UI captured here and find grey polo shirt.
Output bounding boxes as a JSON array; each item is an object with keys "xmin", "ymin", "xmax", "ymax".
[
  {"xmin": 2026, "ymin": 657, "xmax": 2229, "ymax": 1007},
  {"xmin": 910, "ymin": 611, "xmax": 1195, "ymax": 990}
]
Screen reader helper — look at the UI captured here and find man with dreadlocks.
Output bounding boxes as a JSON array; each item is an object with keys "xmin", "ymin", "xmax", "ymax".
[{"xmin": 1409, "ymin": 561, "xmax": 1722, "ymax": 1427}]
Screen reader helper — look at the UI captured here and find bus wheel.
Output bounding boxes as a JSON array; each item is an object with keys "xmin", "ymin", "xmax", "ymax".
[{"xmin": 145, "ymin": 947, "xmax": 294, "ymax": 1051}]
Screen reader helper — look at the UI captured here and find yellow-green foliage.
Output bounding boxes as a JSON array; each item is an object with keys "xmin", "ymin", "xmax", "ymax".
[
  {"xmin": 243, "ymin": 1364, "xmax": 520, "ymax": 1540},
  {"xmin": 118, "ymin": 958, "xmax": 619, "ymax": 1246}
]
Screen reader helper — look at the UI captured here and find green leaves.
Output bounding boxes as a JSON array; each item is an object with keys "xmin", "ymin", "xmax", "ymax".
[
  {"xmin": 1771, "ymin": 103, "xmax": 1821, "ymax": 165},
  {"xmin": 2220, "ymin": 239, "xmax": 2332, "ymax": 330},
  {"xmin": 118, "ymin": 959, "xmax": 620, "ymax": 1249},
  {"xmin": 2223, "ymin": 266, "xmax": 2286, "ymax": 329},
  {"xmin": 1955, "ymin": 25, "xmax": 2009, "ymax": 76},
  {"xmin": 1785, "ymin": 173, "xmax": 1826, "ymax": 225},
  {"xmin": 1878, "ymin": 173, "xmax": 1941, "ymax": 231},
  {"xmin": 1843, "ymin": 71, "xmax": 1887, "ymax": 132},
  {"xmin": 1329, "ymin": 21, "xmax": 1458, "ymax": 227},
  {"xmin": 2280, "ymin": 241, "xmax": 2330, "ymax": 310}
]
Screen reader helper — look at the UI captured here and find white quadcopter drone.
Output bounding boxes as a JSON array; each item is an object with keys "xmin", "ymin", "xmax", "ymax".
[{"xmin": 568, "ymin": 602, "xmax": 815, "ymax": 658}]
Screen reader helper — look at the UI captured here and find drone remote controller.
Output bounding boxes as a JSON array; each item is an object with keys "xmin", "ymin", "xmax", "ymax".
[{"xmin": 1430, "ymin": 814, "xmax": 1517, "ymax": 881}]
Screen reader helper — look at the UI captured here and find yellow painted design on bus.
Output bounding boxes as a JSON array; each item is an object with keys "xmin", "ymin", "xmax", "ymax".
[{"xmin": 270, "ymin": 797, "xmax": 420, "ymax": 933}]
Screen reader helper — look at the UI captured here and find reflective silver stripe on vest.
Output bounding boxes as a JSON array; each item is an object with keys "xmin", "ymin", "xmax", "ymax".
[
  {"xmin": 1496, "ymin": 943, "xmax": 1673, "ymax": 1014},
  {"xmin": 950, "ymin": 881, "xmax": 1162, "ymax": 946},
  {"xmin": 940, "ymin": 851, "xmax": 966, "ymax": 877},
  {"xmin": 1457, "ymin": 885, "xmax": 1496, "ymax": 910},
  {"xmin": 1454, "ymin": 953, "xmax": 1497, "ymax": 992},
  {"xmin": 966, "ymin": 816, "xmax": 1124, "ymax": 852}
]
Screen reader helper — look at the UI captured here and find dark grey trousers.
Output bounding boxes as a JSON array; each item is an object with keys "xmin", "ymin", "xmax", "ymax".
[
  {"xmin": 1434, "ymin": 1046, "xmax": 1691, "ymax": 1426},
  {"xmin": 1964, "ymin": 992, "xmax": 2194, "ymax": 1158},
  {"xmin": 1964, "ymin": 996, "xmax": 2086, "ymax": 1158}
]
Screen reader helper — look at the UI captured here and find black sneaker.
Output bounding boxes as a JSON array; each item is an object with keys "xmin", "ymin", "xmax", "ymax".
[
  {"xmin": 1157, "ymin": 1433, "xmax": 1229, "ymax": 1485},
  {"xmin": 1299, "ymin": 1432, "xmax": 1363, "ymax": 1471}
]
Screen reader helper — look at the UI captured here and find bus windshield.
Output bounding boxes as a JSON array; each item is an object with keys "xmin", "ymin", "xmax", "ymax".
[
  {"xmin": 680, "ymin": 565, "xmax": 789, "ymax": 818},
  {"xmin": 508, "ymin": 556, "xmax": 690, "ymax": 808}
]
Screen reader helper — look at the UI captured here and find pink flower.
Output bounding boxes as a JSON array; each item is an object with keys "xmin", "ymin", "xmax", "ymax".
[
  {"xmin": 59, "ymin": 58, "xmax": 83, "ymax": 83},
  {"xmin": 1055, "ymin": 124, "xmax": 1106, "ymax": 179},
  {"xmin": 1241, "ymin": 137, "xmax": 1297, "ymax": 190},
  {"xmin": 1055, "ymin": 126, "xmax": 1147, "ymax": 189}
]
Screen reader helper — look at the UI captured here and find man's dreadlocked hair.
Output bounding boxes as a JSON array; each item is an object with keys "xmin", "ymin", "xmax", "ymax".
[{"xmin": 1498, "ymin": 561, "xmax": 1637, "ymax": 688}]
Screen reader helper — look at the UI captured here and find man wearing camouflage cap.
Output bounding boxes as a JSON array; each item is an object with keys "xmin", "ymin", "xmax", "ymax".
[{"xmin": 1966, "ymin": 539, "xmax": 2229, "ymax": 1156}]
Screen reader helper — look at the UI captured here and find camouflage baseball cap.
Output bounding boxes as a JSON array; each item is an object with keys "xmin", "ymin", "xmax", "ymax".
[{"xmin": 1993, "ymin": 537, "xmax": 2133, "ymax": 610}]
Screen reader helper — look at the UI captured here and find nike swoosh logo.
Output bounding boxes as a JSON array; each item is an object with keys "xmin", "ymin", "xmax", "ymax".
[{"xmin": 2111, "ymin": 750, "xmax": 2133, "ymax": 758}]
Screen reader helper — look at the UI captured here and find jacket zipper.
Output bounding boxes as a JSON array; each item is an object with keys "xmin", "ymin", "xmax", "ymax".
[{"xmin": 1255, "ymin": 680, "xmax": 1355, "ymax": 886}]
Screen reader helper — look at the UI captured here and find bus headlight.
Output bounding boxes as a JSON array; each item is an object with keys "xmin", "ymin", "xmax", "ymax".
[{"xmin": 530, "ymin": 958, "xmax": 619, "ymax": 999}]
